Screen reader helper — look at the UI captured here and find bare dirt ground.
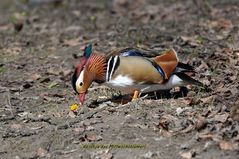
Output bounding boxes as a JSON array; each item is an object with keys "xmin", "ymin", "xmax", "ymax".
[{"xmin": 0, "ymin": 0, "xmax": 239, "ymax": 158}]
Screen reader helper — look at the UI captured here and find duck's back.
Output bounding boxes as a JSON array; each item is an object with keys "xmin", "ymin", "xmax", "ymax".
[{"xmin": 112, "ymin": 56, "xmax": 164, "ymax": 84}]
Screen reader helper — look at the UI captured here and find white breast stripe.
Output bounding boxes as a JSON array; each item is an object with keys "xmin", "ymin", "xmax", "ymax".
[
  {"xmin": 106, "ymin": 56, "xmax": 113, "ymax": 81},
  {"xmin": 109, "ymin": 56, "xmax": 119, "ymax": 81},
  {"xmin": 106, "ymin": 56, "xmax": 119, "ymax": 81}
]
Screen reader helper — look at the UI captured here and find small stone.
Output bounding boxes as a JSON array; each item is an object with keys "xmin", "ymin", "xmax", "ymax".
[
  {"xmin": 86, "ymin": 134, "xmax": 102, "ymax": 141},
  {"xmin": 203, "ymin": 141, "xmax": 212, "ymax": 151},
  {"xmin": 219, "ymin": 141, "xmax": 236, "ymax": 150},
  {"xmin": 142, "ymin": 151, "xmax": 157, "ymax": 159},
  {"xmin": 101, "ymin": 152, "xmax": 113, "ymax": 159},
  {"xmin": 22, "ymin": 82, "xmax": 32, "ymax": 89},
  {"xmin": 195, "ymin": 116, "xmax": 207, "ymax": 130},
  {"xmin": 68, "ymin": 111, "xmax": 77, "ymax": 118},
  {"xmin": 180, "ymin": 143, "xmax": 190, "ymax": 150},
  {"xmin": 214, "ymin": 113, "xmax": 229, "ymax": 123},
  {"xmin": 62, "ymin": 69, "xmax": 72, "ymax": 77},
  {"xmin": 31, "ymin": 73, "xmax": 41, "ymax": 80},
  {"xmin": 180, "ymin": 151, "xmax": 196, "ymax": 159},
  {"xmin": 176, "ymin": 107, "xmax": 184, "ymax": 115},
  {"xmin": 74, "ymin": 127, "xmax": 85, "ymax": 133},
  {"xmin": 10, "ymin": 124, "xmax": 23, "ymax": 130}
]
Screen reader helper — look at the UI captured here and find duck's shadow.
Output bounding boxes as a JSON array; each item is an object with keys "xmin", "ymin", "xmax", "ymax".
[{"xmin": 89, "ymin": 86, "xmax": 190, "ymax": 108}]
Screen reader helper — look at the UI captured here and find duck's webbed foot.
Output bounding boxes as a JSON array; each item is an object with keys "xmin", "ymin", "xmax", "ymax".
[{"xmin": 131, "ymin": 90, "xmax": 140, "ymax": 101}]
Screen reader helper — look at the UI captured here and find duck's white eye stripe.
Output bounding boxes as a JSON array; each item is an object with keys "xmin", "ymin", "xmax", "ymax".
[
  {"xmin": 76, "ymin": 70, "xmax": 84, "ymax": 86},
  {"xmin": 110, "ymin": 56, "xmax": 119, "ymax": 80}
]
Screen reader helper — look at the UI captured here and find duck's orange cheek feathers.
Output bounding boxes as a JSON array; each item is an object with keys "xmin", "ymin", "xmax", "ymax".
[{"xmin": 76, "ymin": 84, "xmax": 88, "ymax": 94}]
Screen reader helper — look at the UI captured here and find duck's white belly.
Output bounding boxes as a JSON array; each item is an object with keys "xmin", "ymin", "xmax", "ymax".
[{"xmin": 104, "ymin": 74, "xmax": 184, "ymax": 94}]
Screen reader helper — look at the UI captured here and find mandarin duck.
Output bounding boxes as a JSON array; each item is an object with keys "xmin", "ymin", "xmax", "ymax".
[{"xmin": 71, "ymin": 44, "xmax": 202, "ymax": 105}]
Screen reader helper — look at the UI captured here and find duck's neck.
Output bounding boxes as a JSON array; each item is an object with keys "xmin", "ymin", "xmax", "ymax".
[{"xmin": 86, "ymin": 54, "xmax": 107, "ymax": 83}]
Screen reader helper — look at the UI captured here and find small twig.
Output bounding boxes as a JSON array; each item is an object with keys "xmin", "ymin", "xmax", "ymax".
[
  {"xmin": 14, "ymin": 0, "xmax": 28, "ymax": 11},
  {"xmin": 200, "ymin": 36, "xmax": 227, "ymax": 48},
  {"xmin": 139, "ymin": 94, "xmax": 148, "ymax": 100},
  {"xmin": 233, "ymin": 49, "xmax": 239, "ymax": 53},
  {"xmin": 0, "ymin": 95, "xmax": 16, "ymax": 122},
  {"xmin": 55, "ymin": 149, "xmax": 78, "ymax": 155},
  {"xmin": 88, "ymin": 85, "xmax": 109, "ymax": 91},
  {"xmin": 6, "ymin": 94, "xmax": 14, "ymax": 117}
]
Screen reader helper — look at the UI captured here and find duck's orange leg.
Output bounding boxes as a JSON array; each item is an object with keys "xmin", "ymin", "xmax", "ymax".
[{"xmin": 131, "ymin": 90, "xmax": 140, "ymax": 101}]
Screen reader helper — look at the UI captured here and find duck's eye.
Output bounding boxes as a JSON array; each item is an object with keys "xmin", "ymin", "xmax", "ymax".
[{"xmin": 79, "ymin": 82, "xmax": 83, "ymax": 86}]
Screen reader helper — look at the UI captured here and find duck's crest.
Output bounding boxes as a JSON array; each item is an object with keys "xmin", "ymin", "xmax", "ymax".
[{"xmin": 83, "ymin": 44, "xmax": 92, "ymax": 58}]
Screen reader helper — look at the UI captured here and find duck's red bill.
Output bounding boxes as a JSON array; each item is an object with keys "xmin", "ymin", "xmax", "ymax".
[{"xmin": 78, "ymin": 93, "xmax": 85, "ymax": 105}]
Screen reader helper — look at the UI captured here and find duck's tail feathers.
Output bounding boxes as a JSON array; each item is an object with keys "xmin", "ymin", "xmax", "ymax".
[
  {"xmin": 154, "ymin": 49, "xmax": 178, "ymax": 79},
  {"xmin": 174, "ymin": 62, "xmax": 195, "ymax": 73},
  {"xmin": 175, "ymin": 73, "xmax": 203, "ymax": 86}
]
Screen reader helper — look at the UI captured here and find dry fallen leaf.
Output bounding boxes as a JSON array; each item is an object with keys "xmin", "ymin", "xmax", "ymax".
[
  {"xmin": 180, "ymin": 151, "xmax": 195, "ymax": 159},
  {"xmin": 112, "ymin": 0, "xmax": 145, "ymax": 14},
  {"xmin": 10, "ymin": 124, "xmax": 23, "ymax": 129},
  {"xmin": 68, "ymin": 111, "xmax": 77, "ymax": 118},
  {"xmin": 101, "ymin": 152, "xmax": 113, "ymax": 159},
  {"xmin": 205, "ymin": 18, "xmax": 233, "ymax": 29},
  {"xmin": 37, "ymin": 147, "xmax": 47, "ymax": 157},
  {"xmin": 219, "ymin": 141, "xmax": 236, "ymax": 150},
  {"xmin": 31, "ymin": 73, "xmax": 42, "ymax": 80},
  {"xmin": 62, "ymin": 37, "xmax": 81, "ymax": 47},
  {"xmin": 159, "ymin": 129, "xmax": 173, "ymax": 137},
  {"xmin": 0, "ymin": 24, "xmax": 10, "ymax": 31},
  {"xmin": 182, "ymin": 97, "xmax": 199, "ymax": 106},
  {"xmin": 197, "ymin": 133, "xmax": 214, "ymax": 140},
  {"xmin": 72, "ymin": 10, "xmax": 81, "ymax": 16},
  {"xmin": 61, "ymin": 69, "xmax": 72, "ymax": 77},
  {"xmin": 214, "ymin": 113, "xmax": 229, "ymax": 123},
  {"xmin": 86, "ymin": 134, "xmax": 102, "ymax": 141},
  {"xmin": 181, "ymin": 36, "xmax": 200, "ymax": 47},
  {"xmin": 200, "ymin": 95, "xmax": 214, "ymax": 104},
  {"xmin": 230, "ymin": 100, "xmax": 239, "ymax": 121},
  {"xmin": 215, "ymin": 82, "xmax": 225, "ymax": 93},
  {"xmin": 236, "ymin": 52, "xmax": 239, "ymax": 59},
  {"xmin": 198, "ymin": 61, "xmax": 209, "ymax": 70},
  {"xmin": 195, "ymin": 116, "xmax": 206, "ymax": 130},
  {"xmin": 3, "ymin": 47, "xmax": 22, "ymax": 56},
  {"xmin": 180, "ymin": 124, "xmax": 195, "ymax": 134},
  {"xmin": 74, "ymin": 127, "xmax": 85, "ymax": 133},
  {"xmin": 201, "ymin": 78, "xmax": 211, "ymax": 86},
  {"xmin": 47, "ymin": 68, "xmax": 61, "ymax": 75}
]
